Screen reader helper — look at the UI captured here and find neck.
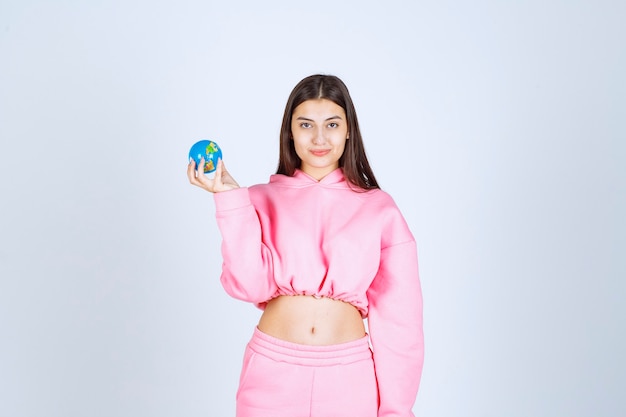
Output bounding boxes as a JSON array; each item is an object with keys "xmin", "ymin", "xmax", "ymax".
[{"xmin": 301, "ymin": 166, "xmax": 338, "ymax": 181}]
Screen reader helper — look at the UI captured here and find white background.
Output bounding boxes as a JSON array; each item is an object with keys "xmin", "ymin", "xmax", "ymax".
[{"xmin": 1, "ymin": 1, "xmax": 624, "ymax": 416}]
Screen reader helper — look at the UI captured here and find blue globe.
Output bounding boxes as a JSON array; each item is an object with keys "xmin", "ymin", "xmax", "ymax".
[{"xmin": 189, "ymin": 140, "xmax": 223, "ymax": 173}]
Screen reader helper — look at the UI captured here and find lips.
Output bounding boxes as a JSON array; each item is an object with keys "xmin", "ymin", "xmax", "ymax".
[{"xmin": 310, "ymin": 149, "xmax": 331, "ymax": 157}]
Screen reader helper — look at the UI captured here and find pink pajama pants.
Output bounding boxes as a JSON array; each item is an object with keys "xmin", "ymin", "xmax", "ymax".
[{"xmin": 236, "ymin": 327, "xmax": 378, "ymax": 417}]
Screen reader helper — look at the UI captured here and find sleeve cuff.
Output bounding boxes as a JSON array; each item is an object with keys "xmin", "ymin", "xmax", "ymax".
[{"xmin": 213, "ymin": 187, "xmax": 252, "ymax": 213}]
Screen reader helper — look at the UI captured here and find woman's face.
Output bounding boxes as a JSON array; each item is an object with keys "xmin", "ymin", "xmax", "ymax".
[{"xmin": 290, "ymin": 99, "xmax": 349, "ymax": 180}]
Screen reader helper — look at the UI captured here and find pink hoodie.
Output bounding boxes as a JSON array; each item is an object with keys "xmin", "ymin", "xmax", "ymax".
[{"xmin": 213, "ymin": 168, "xmax": 423, "ymax": 417}]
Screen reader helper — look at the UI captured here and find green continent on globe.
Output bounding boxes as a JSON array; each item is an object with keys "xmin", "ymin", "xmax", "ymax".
[{"xmin": 207, "ymin": 142, "xmax": 219, "ymax": 154}]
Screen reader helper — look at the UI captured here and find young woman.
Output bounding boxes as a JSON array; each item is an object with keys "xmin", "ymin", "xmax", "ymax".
[{"xmin": 187, "ymin": 74, "xmax": 424, "ymax": 417}]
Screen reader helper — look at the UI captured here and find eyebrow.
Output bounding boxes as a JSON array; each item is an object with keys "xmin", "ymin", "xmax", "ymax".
[{"xmin": 295, "ymin": 115, "xmax": 344, "ymax": 122}]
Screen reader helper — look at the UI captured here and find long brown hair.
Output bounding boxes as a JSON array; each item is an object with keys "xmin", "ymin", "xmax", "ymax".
[{"xmin": 276, "ymin": 74, "xmax": 379, "ymax": 190}]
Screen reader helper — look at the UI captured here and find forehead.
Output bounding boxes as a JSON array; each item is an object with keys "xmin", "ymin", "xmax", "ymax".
[{"xmin": 292, "ymin": 99, "xmax": 346, "ymax": 118}]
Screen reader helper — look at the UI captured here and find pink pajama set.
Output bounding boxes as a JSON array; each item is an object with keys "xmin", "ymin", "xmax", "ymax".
[{"xmin": 213, "ymin": 168, "xmax": 424, "ymax": 417}]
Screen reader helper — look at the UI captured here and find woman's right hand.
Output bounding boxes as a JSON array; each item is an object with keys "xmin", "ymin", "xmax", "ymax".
[{"xmin": 187, "ymin": 158, "xmax": 240, "ymax": 193}]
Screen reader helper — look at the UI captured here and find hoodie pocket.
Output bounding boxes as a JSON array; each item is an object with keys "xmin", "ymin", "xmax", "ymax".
[{"xmin": 236, "ymin": 345, "xmax": 257, "ymax": 399}]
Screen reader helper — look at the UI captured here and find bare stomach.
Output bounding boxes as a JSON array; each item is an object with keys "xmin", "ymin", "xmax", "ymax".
[{"xmin": 257, "ymin": 295, "xmax": 366, "ymax": 346}]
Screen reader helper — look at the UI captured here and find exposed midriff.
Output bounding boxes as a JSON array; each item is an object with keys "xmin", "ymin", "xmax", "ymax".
[{"xmin": 257, "ymin": 295, "xmax": 366, "ymax": 345}]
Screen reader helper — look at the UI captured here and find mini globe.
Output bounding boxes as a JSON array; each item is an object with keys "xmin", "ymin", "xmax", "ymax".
[{"xmin": 189, "ymin": 140, "xmax": 223, "ymax": 173}]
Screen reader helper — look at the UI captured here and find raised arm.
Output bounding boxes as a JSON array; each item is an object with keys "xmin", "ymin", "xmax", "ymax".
[{"xmin": 187, "ymin": 158, "xmax": 277, "ymax": 304}]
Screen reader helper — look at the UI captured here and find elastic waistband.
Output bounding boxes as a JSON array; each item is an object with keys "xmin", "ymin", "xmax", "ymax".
[{"xmin": 248, "ymin": 327, "xmax": 372, "ymax": 367}]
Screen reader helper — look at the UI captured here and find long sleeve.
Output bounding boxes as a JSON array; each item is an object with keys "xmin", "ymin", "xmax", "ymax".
[
  {"xmin": 367, "ymin": 239, "xmax": 424, "ymax": 417},
  {"xmin": 213, "ymin": 187, "xmax": 278, "ymax": 303}
]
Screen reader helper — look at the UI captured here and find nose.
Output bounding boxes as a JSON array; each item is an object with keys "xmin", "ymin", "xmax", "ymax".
[{"xmin": 312, "ymin": 127, "xmax": 325, "ymax": 145}]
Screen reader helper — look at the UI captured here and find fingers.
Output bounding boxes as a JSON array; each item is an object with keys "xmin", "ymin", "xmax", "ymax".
[
  {"xmin": 188, "ymin": 157, "xmax": 212, "ymax": 190},
  {"xmin": 198, "ymin": 157, "xmax": 206, "ymax": 176},
  {"xmin": 217, "ymin": 159, "xmax": 240, "ymax": 189},
  {"xmin": 187, "ymin": 157, "xmax": 236, "ymax": 193},
  {"xmin": 187, "ymin": 158, "xmax": 199, "ymax": 184},
  {"xmin": 213, "ymin": 158, "xmax": 224, "ymax": 189}
]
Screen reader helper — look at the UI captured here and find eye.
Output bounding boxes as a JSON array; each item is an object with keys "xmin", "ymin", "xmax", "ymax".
[
  {"xmin": 300, "ymin": 122, "xmax": 312, "ymax": 128},
  {"xmin": 328, "ymin": 122, "xmax": 339, "ymax": 128}
]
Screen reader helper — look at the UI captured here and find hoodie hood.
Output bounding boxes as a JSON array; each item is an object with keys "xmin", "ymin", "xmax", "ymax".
[{"xmin": 269, "ymin": 168, "xmax": 347, "ymax": 188}]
